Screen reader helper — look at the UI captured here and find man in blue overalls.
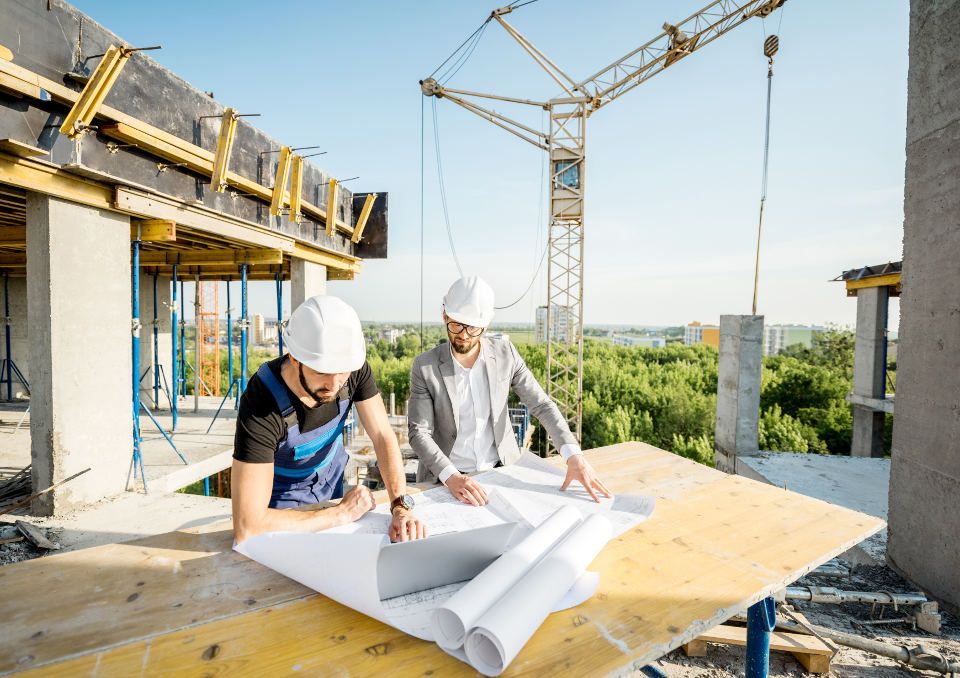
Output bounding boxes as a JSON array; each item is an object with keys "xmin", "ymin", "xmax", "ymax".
[{"xmin": 231, "ymin": 295, "xmax": 425, "ymax": 544}]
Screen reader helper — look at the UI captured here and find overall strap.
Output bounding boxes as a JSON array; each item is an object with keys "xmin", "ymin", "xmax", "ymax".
[{"xmin": 256, "ymin": 362, "xmax": 299, "ymax": 430}]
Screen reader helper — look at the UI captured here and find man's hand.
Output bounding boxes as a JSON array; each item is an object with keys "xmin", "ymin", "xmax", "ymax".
[
  {"xmin": 337, "ymin": 485, "xmax": 376, "ymax": 523},
  {"xmin": 561, "ymin": 455, "xmax": 612, "ymax": 503},
  {"xmin": 445, "ymin": 473, "xmax": 488, "ymax": 506},
  {"xmin": 389, "ymin": 508, "xmax": 427, "ymax": 543}
]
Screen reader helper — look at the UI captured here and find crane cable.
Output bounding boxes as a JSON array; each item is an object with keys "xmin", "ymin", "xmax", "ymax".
[{"xmin": 751, "ymin": 33, "xmax": 779, "ymax": 316}]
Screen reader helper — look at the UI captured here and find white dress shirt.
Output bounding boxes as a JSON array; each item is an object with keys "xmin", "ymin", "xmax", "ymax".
[
  {"xmin": 438, "ymin": 343, "xmax": 583, "ymax": 485},
  {"xmin": 439, "ymin": 344, "xmax": 501, "ymax": 484}
]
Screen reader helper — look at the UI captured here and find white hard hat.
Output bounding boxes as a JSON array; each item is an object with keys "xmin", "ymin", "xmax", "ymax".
[
  {"xmin": 282, "ymin": 295, "xmax": 365, "ymax": 374},
  {"xmin": 443, "ymin": 276, "xmax": 495, "ymax": 328}
]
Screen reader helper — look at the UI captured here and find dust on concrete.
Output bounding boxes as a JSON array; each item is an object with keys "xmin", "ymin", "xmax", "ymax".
[{"xmin": 637, "ymin": 564, "xmax": 960, "ymax": 677}]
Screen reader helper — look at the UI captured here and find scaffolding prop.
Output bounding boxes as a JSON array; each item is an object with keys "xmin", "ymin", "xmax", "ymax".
[
  {"xmin": 0, "ymin": 274, "xmax": 29, "ymax": 401},
  {"xmin": 206, "ymin": 265, "xmax": 249, "ymax": 434},
  {"xmin": 128, "ymin": 237, "xmax": 188, "ymax": 494},
  {"xmin": 275, "ymin": 271, "xmax": 284, "ymax": 356},
  {"xmin": 137, "ymin": 273, "xmax": 174, "ymax": 412},
  {"xmin": 171, "ymin": 264, "xmax": 179, "ymax": 431}
]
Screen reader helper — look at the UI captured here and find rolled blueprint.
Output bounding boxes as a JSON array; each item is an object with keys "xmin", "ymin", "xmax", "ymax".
[
  {"xmin": 464, "ymin": 513, "xmax": 612, "ymax": 676},
  {"xmin": 431, "ymin": 504, "xmax": 582, "ymax": 650}
]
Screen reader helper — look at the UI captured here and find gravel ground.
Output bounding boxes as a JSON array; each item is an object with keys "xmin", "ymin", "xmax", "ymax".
[{"xmin": 639, "ymin": 565, "xmax": 960, "ymax": 677}]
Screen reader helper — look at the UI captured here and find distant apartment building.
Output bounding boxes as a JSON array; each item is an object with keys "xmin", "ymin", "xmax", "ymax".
[
  {"xmin": 535, "ymin": 305, "xmax": 575, "ymax": 344},
  {"xmin": 381, "ymin": 327, "xmax": 405, "ymax": 345},
  {"xmin": 763, "ymin": 324, "xmax": 824, "ymax": 356},
  {"xmin": 252, "ymin": 313, "xmax": 278, "ymax": 346},
  {"xmin": 684, "ymin": 321, "xmax": 720, "ymax": 349},
  {"xmin": 611, "ymin": 334, "xmax": 666, "ymax": 348},
  {"xmin": 252, "ymin": 313, "xmax": 266, "ymax": 345}
]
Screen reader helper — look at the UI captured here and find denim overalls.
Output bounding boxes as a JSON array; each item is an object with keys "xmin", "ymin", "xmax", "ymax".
[{"xmin": 256, "ymin": 363, "xmax": 352, "ymax": 508}]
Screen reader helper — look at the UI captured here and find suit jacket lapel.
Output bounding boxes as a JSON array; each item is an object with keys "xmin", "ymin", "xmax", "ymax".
[
  {"xmin": 482, "ymin": 338, "xmax": 502, "ymax": 444},
  {"xmin": 438, "ymin": 345, "xmax": 460, "ymax": 430}
]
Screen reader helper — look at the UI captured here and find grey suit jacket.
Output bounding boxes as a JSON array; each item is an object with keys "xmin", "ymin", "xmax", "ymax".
[{"xmin": 408, "ymin": 337, "xmax": 577, "ymax": 484}]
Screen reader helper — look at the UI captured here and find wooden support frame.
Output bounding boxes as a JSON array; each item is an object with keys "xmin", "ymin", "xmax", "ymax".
[
  {"xmin": 0, "ymin": 226, "xmax": 25, "ymax": 244},
  {"xmin": 351, "ymin": 193, "xmax": 377, "ymax": 243},
  {"xmin": 269, "ymin": 146, "xmax": 292, "ymax": 217},
  {"xmin": 210, "ymin": 108, "xmax": 239, "ymax": 192},
  {"xmin": 683, "ymin": 623, "xmax": 832, "ymax": 674},
  {"xmin": 132, "ymin": 219, "xmax": 176, "ymax": 242},
  {"xmin": 325, "ymin": 178, "xmax": 339, "ymax": 236},
  {"xmin": 0, "ymin": 45, "xmax": 12, "ymax": 62},
  {"xmin": 139, "ymin": 248, "xmax": 283, "ymax": 266},
  {"xmin": 288, "ymin": 154, "xmax": 303, "ymax": 223},
  {"xmin": 0, "ymin": 139, "xmax": 48, "ymax": 159},
  {"xmin": 845, "ymin": 272, "xmax": 901, "ymax": 296},
  {"xmin": 59, "ymin": 45, "xmax": 131, "ymax": 139}
]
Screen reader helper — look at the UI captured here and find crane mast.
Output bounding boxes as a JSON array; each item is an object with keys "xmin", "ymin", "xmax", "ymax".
[{"xmin": 422, "ymin": 0, "xmax": 786, "ymax": 452}]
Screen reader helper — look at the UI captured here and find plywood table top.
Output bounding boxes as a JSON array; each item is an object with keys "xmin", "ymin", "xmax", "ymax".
[{"xmin": 0, "ymin": 442, "xmax": 883, "ymax": 676}]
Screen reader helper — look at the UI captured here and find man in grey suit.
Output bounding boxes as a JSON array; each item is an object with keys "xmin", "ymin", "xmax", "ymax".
[{"xmin": 408, "ymin": 276, "xmax": 611, "ymax": 506}]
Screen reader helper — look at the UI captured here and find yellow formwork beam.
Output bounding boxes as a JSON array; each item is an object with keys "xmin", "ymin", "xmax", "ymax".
[
  {"xmin": 269, "ymin": 147, "xmax": 292, "ymax": 217},
  {"xmin": 210, "ymin": 108, "xmax": 239, "ymax": 192},
  {"xmin": 0, "ymin": 226, "xmax": 25, "ymax": 245},
  {"xmin": 325, "ymin": 178, "xmax": 339, "ymax": 236},
  {"xmin": 139, "ymin": 248, "xmax": 284, "ymax": 266},
  {"xmin": 288, "ymin": 155, "xmax": 303, "ymax": 223},
  {"xmin": 131, "ymin": 219, "xmax": 176, "ymax": 242},
  {"xmin": 845, "ymin": 272, "xmax": 901, "ymax": 295},
  {"xmin": 351, "ymin": 193, "xmax": 377, "ymax": 243},
  {"xmin": 0, "ymin": 45, "xmax": 12, "ymax": 62},
  {"xmin": 60, "ymin": 45, "xmax": 131, "ymax": 139}
]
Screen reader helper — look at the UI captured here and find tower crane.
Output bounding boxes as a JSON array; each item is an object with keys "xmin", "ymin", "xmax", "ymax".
[{"xmin": 422, "ymin": 0, "xmax": 787, "ymax": 450}]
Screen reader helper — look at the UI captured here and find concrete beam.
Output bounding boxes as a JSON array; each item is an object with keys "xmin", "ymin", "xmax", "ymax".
[
  {"xmin": 714, "ymin": 315, "xmax": 763, "ymax": 473},
  {"xmin": 27, "ymin": 194, "xmax": 131, "ymax": 516}
]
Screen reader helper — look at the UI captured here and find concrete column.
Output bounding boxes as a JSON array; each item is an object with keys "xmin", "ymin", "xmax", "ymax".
[
  {"xmin": 714, "ymin": 315, "xmax": 763, "ymax": 473},
  {"xmin": 27, "ymin": 194, "xmax": 131, "ymax": 516},
  {"xmin": 888, "ymin": 0, "xmax": 960, "ymax": 611},
  {"xmin": 290, "ymin": 259, "xmax": 327, "ymax": 311},
  {"xmin": 851, "ymin": 286, "xmax": 888, "ymax": 457},
  {"xmin": 137, "ymin": 274, "xmax": 172, "ymax": 410},
  {"xmin": 0, "ymin": 276, "xmax": 29, "ymax": 399}
]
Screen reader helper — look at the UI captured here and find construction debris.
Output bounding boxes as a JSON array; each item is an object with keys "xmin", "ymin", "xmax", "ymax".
[{"xmin": 14, "ymin": 520, "xmax": 59, "ymax": 550}]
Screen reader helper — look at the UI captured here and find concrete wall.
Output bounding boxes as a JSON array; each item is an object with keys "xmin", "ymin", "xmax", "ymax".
[
  {"xmin": 290, "ymin": 260, "xmax": 327, "ymax": 312},
  {"xmin": 138, "ymin": 274, "xmax": 173, "ymax": 410},
  {"xmin": 27, "ymin": 194, "xmax": 132, "ymax": 516},
  {"xmin": 887, "ymin": 0, "xmax": 960, "ymax": 611},
  {"xmin": 0, "ymin": 276, "xmax": 29, "ymax": 398},
  {"xmin": 714, "ymin": 315, "xmax": 763, "ymax": 473}
]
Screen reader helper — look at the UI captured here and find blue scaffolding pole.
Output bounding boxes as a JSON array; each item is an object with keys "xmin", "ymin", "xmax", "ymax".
[
  {"xmin": 179, "ymin": 279, "xmax": 186, "ymax": 397},
  {"xmin": 1, "ymin": 273, "xmax": 29, "ymax": 401},
  {"xmin": 205, "ymin": 267, "xmax": 248, "ymax": 434},
  {"xmin": 746, "ymin": 596, "xmax": 777, "ymax": 678},
  {"xmin": 171, "ymin": 264, "xmax": 179, "ymax": 431},
  {"xmin": 128, "ymin": 238, "xmax": 188, "ymax": 494},
  {"xmin": 275, "ymin": 271, "xmax": 283, "ymax": 356},
  {"xmin": 240, "ymin": 263, "xmax": 248, "ymax": 393}
]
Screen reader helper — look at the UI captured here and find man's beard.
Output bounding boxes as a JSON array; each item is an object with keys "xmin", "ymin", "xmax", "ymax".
[
  {"xmin": 449, "ymin": 335, "xmax": 478, "ymax": 354},
  {"xmin": 299, "ymin": 364, "xmax": 338, "ymax": 406}
]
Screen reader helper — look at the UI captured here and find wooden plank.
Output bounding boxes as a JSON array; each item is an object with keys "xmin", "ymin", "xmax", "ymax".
[
  {"xmin": 139, "ymin": 248, "xmax": 284, "ymax": 266},
  {"xmin": 0, "ymin": 443, "xmax": 883, "ymax": 676},
  {"xmin": 132, "ymin": 219, "xmax": 176, "ymax": 242},
  {"xmin": 693, "ymin": 623, "xmax": 832, "ymax": 655},
  {"xmin": 846, "ymin": 272, "xmax": 901, "ymax": 292},
  {"xmin": 0, "ymin": 139, "xmax": 48, "ymax": 159},
  {"xmin": 0, "ymin": 226, "xmax": 25, "ymax": 244},
  {"xmin": 15, "ymin": 521, "xmax": 59, "ymax": 550},
  {"xmin": 0, "ymin": 154, "xmax": 113, "ymax": 212},
  {"xmin": 0, "ymin": 44, "xmax": 12, "ymax": 62}
]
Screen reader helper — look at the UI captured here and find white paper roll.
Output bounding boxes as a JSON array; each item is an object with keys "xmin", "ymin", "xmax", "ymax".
[
  {"xmin": 464, "ymin": 513, "xmax": 612, "ymax": 676},
  {"xmin": 431, "ymin": 504, "xmax": 583, "ymax": 650}
]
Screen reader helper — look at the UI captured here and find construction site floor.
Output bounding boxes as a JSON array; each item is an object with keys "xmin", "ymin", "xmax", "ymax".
[{"xmin": 738, "ymin": 452, "xmax": 890, "ymax": 564}]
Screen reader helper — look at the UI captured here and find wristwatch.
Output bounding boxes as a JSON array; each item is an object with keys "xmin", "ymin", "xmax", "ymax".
[{"xmin": 390, "ymin": 494, "xmax": 415, "ymax": 514}]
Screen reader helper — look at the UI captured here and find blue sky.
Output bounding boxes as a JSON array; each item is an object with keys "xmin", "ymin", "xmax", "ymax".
[{"xmin": 73, "ymin": 0, "xmax": 908, "ymax": 329}]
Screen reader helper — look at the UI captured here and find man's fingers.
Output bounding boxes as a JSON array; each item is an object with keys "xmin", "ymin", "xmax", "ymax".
[
  {"xmin": 560, "ymin": 474, "xmax": 572, "ymax": 491},
  {"xmin": 461, "ymin": 488, "xmax": 480, "ymax": 506},
  {"xmin": 596, "ymin": 479, "xmax": 613, "ymax": 497},
  {"xmin": 470, "ymin": 479, "xmax": 488, "ymax": 502},
  {"xmin": 584, "ymin": 476, "xmax": 601, "ymax": 503}
]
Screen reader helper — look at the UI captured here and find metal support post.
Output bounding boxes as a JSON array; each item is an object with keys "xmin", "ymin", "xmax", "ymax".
[
  {"xmin": 129, "ymin": 238, "xmax": 148, "ymax": 492},
  {"xmin": 275, "ymin": 271, "xmax": 284, "ymax": 356},
  {"xmin": 1, "ymin": 274, "xmax": 29, "ymax": 400},
  {"xmin": 152, "ymin": 273, "xmax": 160, "ymax": 408},
  {"xmin": 746, "ymin": 596, "xmax": 776, "ymax": 677},
  {"xmin": 226, "ymin": 279, "xmax": 235, "ymax": 408},
  {"xmin": 179, "ymin": 280, "xmax": 186, "ymax": 397},
  {"xmin": 240, "ymin": 263, "xmax": 248, "ymax": 393},
  {"xmin": 193, "ymin": 274, "xmax": 200, "ymax": 413},
  {"xmin": 171, "ymin": 265, "xmax": 179, "ymax": 431}
]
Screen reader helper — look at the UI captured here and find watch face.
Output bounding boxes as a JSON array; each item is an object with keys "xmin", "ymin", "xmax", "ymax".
[{"xmin": 401, "ymin": 494, "xmax": 415, "ymax": 510}]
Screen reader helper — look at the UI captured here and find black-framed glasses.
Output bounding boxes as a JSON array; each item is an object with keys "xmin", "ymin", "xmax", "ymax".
[{"xmin": 446, "ymin": 321, "xmax": 484, "ymax": 337}]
